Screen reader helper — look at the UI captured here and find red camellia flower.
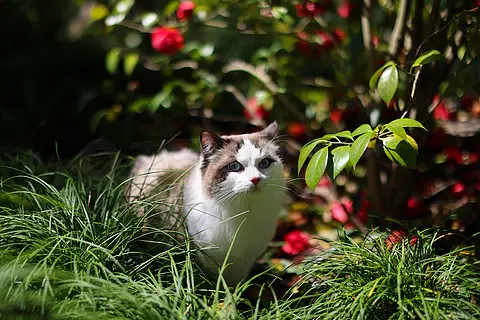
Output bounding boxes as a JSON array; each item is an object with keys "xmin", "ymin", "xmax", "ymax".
[
  {"xmin": 331, "ymin": 198, "xmax": 353, "ymax": 224},
  {"xmin": 432, "ymin": 94, "xmax": 454, "ymax": 120},
  {"xmin": 151, "ymin": 27, "xmax": 184, "ymax": 55},
  {"xmin": 287, "ymin": 122, "xmax": 307, "ymax": 138},
  {"xmin": 295, "ymin": 1, "xmax": 329, "ymax": 17},
  {"xmin": 330, "ymin": 108, "xmax": 343, "ymax": 124},
  {"xmin": 451, "ymin": 181, "xmax": 466, "ymax": 196},
  {"xmin": 177, "ymin": 1, "xmax": 195, "ymax": 21},
  {"xmin": 244, "ymin": 98, "xmax": 269, "ymax": 121},
  {"xmin": 406, "ymin": 197, "xmax": 425, "ymax": 217},
  {"xmin": 282, "ymin": 230, "xmax": 311, "ymax": 255},
  {"xmin": 296, "ymin": 32, "xmax": 312, "ymax": 55},
  {"xmin": 316, "ymin": 30, "xmax": 335, "ymax": 51},
  {"xmin": 337, "ymin": 0, "xmax": 354, "ymax": 18}
]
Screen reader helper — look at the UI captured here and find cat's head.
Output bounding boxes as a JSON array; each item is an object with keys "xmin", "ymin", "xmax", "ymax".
[{"xmin": 199, "ymin": 122, "xmax": 284, "ymax": 201}]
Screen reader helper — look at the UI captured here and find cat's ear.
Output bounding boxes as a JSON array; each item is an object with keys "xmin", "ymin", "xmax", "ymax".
[
  {"xmin": 260, "ymin": 122, "xmax": 279, "ymax": 140},
  {"xmin": 200, "ymin": 130, "xmax": 225, "ymax": 157}
]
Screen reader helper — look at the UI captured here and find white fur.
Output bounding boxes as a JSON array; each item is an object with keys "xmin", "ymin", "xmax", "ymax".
[{"xmin": 183, "ymin": 141, "xmax": 285, "ymax": 286}]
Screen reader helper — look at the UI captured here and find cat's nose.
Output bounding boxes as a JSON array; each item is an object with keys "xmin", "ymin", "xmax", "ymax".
[{"xmin": 250, "ymin": 177, "xmax": 261, "ymax": 186}]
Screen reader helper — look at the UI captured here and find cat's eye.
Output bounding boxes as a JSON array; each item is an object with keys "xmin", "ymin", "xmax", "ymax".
[
  {"xmin": 258, "ymin": 158, "xmax": 274, "ymax": 169},
  {"xmin": 228, "ymin": 161, "xmax": 244, "ymax": 172}
]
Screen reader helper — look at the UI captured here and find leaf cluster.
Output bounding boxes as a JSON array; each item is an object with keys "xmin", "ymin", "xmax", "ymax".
[{"xmin": 298, "ymin": 119, "xmax": 427, "ymax": 191}]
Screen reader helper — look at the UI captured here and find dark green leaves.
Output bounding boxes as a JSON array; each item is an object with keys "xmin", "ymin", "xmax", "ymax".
[
  {"xmin": 377, "ymin": 65, "xmax": 398, "ymax": 104},
  {"xmin": 382, "ymin": 134, "xmax": 418, "ymax": 169},
  {"xmin": 106, "ymin": 48, "xmax": 121, "ymax": 74},
  {"xmin": 298, "ymin": 140, "xmax": 324, "ymax": 174},
  {"xmin": 328, "ymin": 146, "xmax": 350, "ymax": 180},
  {"xmin": 370, "ymin": 61, "xmax": 399, "ymax": 105},
  {"xmin": 369, "ymin": 61, "xmax": 395, "ymax": 90},
  {"xmin": 411, "ymin": 50, "xmax": 442, "ymax": 71},
  {"xmin": 305, "ymin": 147, "xmax": 329, "ymax": 191},
  {"xmin": 124, "ymin": 53, "xmax": 139, "ymax": 76},
  {"xmin": 350, "ymin": 132, "xmax": 374, "ymax": 169}
]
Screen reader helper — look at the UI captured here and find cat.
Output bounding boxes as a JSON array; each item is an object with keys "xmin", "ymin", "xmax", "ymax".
[{"xmin": 126, "ymin": 122, "xmax": 286, "ymax": 286}]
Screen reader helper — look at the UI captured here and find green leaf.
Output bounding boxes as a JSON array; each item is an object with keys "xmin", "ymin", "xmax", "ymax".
[
  {"xmin": 124, "ymin": 53, "xmax": 139, "ymax": 76},
  {"xmin": 384, "ymin": 123, "xmax": 406, "ymax": 140},
  {"xmin": 105, "ymin": 13, "xmax": 126, "ymax": 26},
  {"xmin": 389, "ymin": 118, "xmax": 427, "ymax": 131},
  {"xmin": 352, "ymin": 124, "xmax": 373, "ymax": 137},
  {"xmin": 369, "ymin": 61, "xmax": 395, "ymax": 90},
  {"xmin": 305, "ymin": 147, "xmax": 329, "ymax": 191},
  {"xmin": 115, "ymin": 0, "xmax": 134, "ymax": 14},
  {"xmin": 377, "ymin": 65, "xmax": 398, "ymax": 105},
  {"xmin": 106, "ymin": 48, "xmax": 121, "ymax": 74},
  {"xmin": 335, "ymin": 131, "xmax": 354, "ymax": 140},
  {"xmin": 298, "ymin": 140, "xmax": 324, "ymax": 174},
  {"xmin": 90, "ymin": 4, "xmax": 108, "ymax": 21},
  {"xmin": 141, "ymin": 13, "xmax": 159, "ymax": 27},
  {"xmin": 411, "ymin": 50, "xmax": 442, "ymax": 71},
  {"xmin": 328, "ymin": 146, "xmax": 350, "ymax": 179},
  {"xmin": 349, "ymin": 132, "xmax": 374, "ymax": 169},
  {"xmin": 382, "ymin": 134, "xmax": 418, "ymax": 169}
]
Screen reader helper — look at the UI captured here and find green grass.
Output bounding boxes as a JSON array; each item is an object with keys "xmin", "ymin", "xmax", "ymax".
[{"xmin": 0, "ymin": 153, "xmax": 479, "ymax": 319}]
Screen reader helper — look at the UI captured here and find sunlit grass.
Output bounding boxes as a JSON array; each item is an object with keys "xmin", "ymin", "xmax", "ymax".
[{"xmin": 0, "ymin": 153, "xmax": 479, "ymax": 319}]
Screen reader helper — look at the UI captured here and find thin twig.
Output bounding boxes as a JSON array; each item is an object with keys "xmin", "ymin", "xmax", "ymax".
[
  {"xmin": 223, "ymin": 60, "xmax": 306, "ymax": 121},
  {"xmin": 414, "ymin": 7, "xmax": 479, "ymax": 60}
]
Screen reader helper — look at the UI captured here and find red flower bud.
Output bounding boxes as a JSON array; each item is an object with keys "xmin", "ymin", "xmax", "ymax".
[
  {"xmin": 244, "ymin": 98, "xmax": 269, "ymax": 121},
  {"xmin": 330, "ymin": 108, "xmax": 343, "ymax": 124},
  {"xmin": 177, "ymin": 1, "xmax": 195, "ymax": 21},
  {"xmin": 337, "ymin": 0, "xmax": 354, "ymax": 18},
  {"xmin": 151, "ymin": 27, "xmax": 184, "ymax": 55},
  {"xmin": 316, "ymin": 30, "xmax": 335, "ymax": 51},
  {"xmin": 295, "ymin": 1, "xmax": 328, "ymax": 17},
  {"xmin": 287, "ymin": 122, "xmax": 307, "ymax": 138},
  {"xmin": 451, "ymin": 181, "xmax": 466, "ymax": 196}
]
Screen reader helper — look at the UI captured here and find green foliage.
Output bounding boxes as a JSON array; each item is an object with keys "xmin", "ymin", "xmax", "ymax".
[
  {"xmin": 305, "ymin": 147, "xmax": 329, "ymax": 191},
  {"xmin": 411, "ymin": 50, "xmax": 443, "ymax": 71},
  {"xmin": 1, "ymin": 155, "xmax": 479, "ymax": 319},
  {"xmin": 377, "ymin": 65, "xmax": 399, "ymax": 105},
  {"xmin": 288, "ymin": 231, "xmax": 480, "ymax": 319},
  {"xmin": 298, "ymin": 118, "xmax": 427, "ymax": 191}
]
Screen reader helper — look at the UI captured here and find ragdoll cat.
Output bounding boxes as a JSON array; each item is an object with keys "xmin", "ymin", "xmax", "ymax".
[{"xmin": 127, "ymin": 122, "xmax": 286, "ymax": 286}]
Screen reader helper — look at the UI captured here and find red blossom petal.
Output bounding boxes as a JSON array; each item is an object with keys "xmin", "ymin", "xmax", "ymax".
[
  {"xmin": 331, "ymin": 201, "xmax": 349, "ymax": 223},
  {"xmin": 287, "ymin": 122, "xmax": 307, "ymax": 137},
  {"xmin": 177, "ymin": 1, "xmax": 195, "ymax": 21},
  {"xmin": 337, "ymin": 0, "xmax": 353, "ymax": 18},
  {"xmin": 330, "ymin": 108, "xmax": 343, "ymax": 124}
]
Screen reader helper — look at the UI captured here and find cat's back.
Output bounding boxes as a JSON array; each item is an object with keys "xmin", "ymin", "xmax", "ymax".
[{"xmin": 126, "ymin": 148, "xmax": 198, "ymax": 202}]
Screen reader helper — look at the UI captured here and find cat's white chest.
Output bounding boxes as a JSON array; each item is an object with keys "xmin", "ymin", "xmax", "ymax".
[{"xmin": 183, "ymin": 165, "xmax": 284, "ymax": 285}]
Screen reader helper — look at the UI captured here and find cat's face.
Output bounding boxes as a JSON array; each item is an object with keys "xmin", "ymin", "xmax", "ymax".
[{"xmin": 199, "ymin": 122, "xmax": 284, "ymax": 202}]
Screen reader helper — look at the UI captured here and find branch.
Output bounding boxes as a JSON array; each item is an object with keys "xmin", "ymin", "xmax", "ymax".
[
  {"xmin": 388, "ymin": 0, "xmax": 410, "ymax": 57},
  {"xmin": 361, "ymin": 0, "xmax": 375, "ymax": 74},
  {"xmin": 222, "ymin": 60, "xmax": 306, "ymax": 121}
]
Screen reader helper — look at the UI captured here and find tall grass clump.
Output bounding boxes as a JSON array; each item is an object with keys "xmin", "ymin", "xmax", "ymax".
[
  {"xmin": 1, "ymin": 153, "xmax": 479, "ymax": 319},
  {"xmin": 276, "ymin": 230, "xmax": 480, "ymax": 319},
  {"xmin": 0, "ymin": 153, "xmax": 259, "ymax": 319}
]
